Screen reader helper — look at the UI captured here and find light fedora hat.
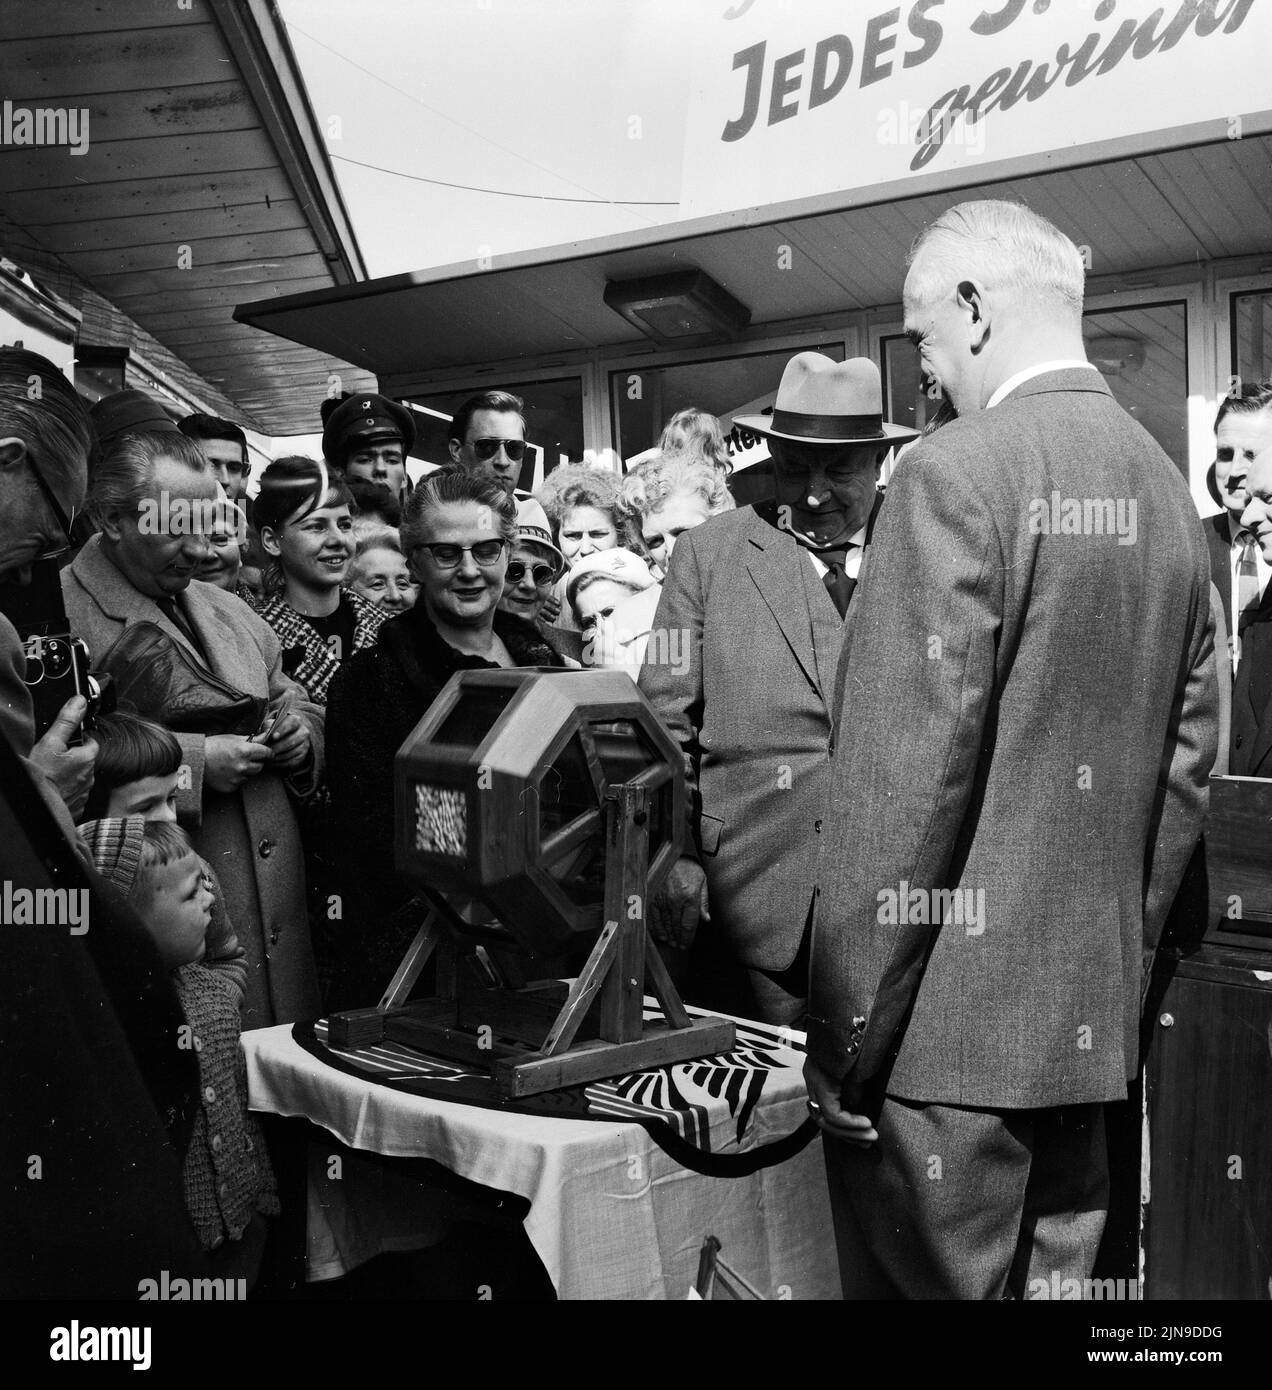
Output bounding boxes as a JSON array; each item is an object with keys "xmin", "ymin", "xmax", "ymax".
[{"xmin": 735, "ymin": 353, "xmax": 920, "ymax": 446}]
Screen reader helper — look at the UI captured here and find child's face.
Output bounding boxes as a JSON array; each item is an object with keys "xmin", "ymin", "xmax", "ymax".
[
  {"xmin": 137, "ymin": 854, "xmax": 213, "ymax": 970},
  {"xmin": 105, "ymin": 773, "xmax": 179, "ymax": 823}
]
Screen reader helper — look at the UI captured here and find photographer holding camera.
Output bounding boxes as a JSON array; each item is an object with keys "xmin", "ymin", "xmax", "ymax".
[
  {"xmin": 0, "ymin": 350, "xmax": 98, "ymax": 823},
  {"xmin": 0, "ymin": 347, "xmax": 208, "ymax": 1296}
]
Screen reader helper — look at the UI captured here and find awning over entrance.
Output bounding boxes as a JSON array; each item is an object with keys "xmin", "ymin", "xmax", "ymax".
[
  {"xmin": 235, "ymin": 135, "xmax": 1272, "ymax": 379},
  {"xmin": 0, "ymin": 0, "xmax": 377, "ymax": 433}
]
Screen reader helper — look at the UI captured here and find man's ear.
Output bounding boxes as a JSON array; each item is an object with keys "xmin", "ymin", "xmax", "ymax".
[
  {"xmin": 97, "ymin": 506, "xmax": 125, "ymax": 543},
  {"xmin": 259, "ymin": 524, "xmax": 282, "ymax": 559},
  {"xmin": 957, "ymin": 280, "xmax": 989, "ymax": 349},
  {"xmin": 0, "ymin": 436, "xmax": 29, "ymax": 472},
  {"xmin": 447, "ymin": 437, "xmax": 462, "ymax": 465}
]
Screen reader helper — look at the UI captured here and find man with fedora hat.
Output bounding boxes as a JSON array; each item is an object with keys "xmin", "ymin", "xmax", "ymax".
[
  {"xmin": 323, "ymin": 393, "xmax": 416, "ymax": 504},
  {"xmin": 639, "ymin": 351, "xmax": 918, "ymax": 1026}
]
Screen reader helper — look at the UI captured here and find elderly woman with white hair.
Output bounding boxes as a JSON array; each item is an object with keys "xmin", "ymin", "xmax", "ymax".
[
  {"xmin": 578, "ymin": 451, "xmax": 735, "ymax": 675},
  {"xmin": 619, "ymin": 450, "xmax": 734, "ymax": 581}
]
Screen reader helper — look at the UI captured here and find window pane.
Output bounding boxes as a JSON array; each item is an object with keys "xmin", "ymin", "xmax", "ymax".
[
  {"xmin": 1082, "ymin": 302, "xmax": 1188, "ymax": 477},
  {"xmin": 610, "ymin": 341, "xmax": 845, "ymax": 472},
  {"xmin": 1231, "ymin": 289, "xmax": 1272, "ymax": 388}
]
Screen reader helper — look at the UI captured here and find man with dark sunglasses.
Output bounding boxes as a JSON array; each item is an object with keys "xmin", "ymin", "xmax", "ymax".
[{"xmin": 447, "ymin": 389, "xmax": 531, "ymax": 498}]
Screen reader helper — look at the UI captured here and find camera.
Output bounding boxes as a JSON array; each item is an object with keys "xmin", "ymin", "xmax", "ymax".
[{"xmin": 0, "ymin": 553, "xmax": 114, "ymax": 743}]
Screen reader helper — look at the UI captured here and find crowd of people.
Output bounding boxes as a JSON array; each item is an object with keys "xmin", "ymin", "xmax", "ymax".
[{"xmin": 3, "ymin": 195, "xmax": 1267, "ymax": 1299}]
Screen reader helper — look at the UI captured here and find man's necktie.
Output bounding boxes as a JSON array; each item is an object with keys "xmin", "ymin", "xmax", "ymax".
[
  {"xmin": 1237, "ymin": 533, "xmax": 1260, "ymax": 638},
  {"xmin": 156, "ymin": 594, "xmax": 206, "ymax": 661},
  {"xmin": 815, "ymin": 546, "xmax": 855, "ymax": 619}
]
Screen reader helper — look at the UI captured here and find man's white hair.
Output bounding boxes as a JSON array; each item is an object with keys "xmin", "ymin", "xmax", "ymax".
[{"xmin": 906, "ymin": 200, "xmax": 1085, "ymax": 321}]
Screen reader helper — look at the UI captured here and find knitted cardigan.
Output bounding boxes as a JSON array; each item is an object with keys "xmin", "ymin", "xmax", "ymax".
[
  {"xmin": 246, "ymin": 586, "xmax": 387, "ymax": 705},
  {"xmin": 174, "ymin": 963, "xmax": 278, "ymax": 1249}
]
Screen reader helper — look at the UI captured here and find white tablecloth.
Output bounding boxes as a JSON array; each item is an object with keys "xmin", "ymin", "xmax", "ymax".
[{"xmin": 242, "ymin": 1012, "xmax": 841, "ymax": 1300}]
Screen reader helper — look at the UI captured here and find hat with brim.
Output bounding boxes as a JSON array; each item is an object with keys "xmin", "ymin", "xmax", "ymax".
[
  {"xmin": 323, "ymin": 393, "xmax": 417, "ymax": 464},
  {"xmin": 513, "ymin": 497, "xmax": 565, "ymax": 572},
  {"xmin": 734, "ymin": 353, "xmax": 920, "ymax": 446}
]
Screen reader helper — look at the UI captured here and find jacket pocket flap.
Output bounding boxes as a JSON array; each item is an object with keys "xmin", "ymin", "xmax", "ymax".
[{"xmin": 698, "ymin": 813, "xmax": 724, "ymax": 856}]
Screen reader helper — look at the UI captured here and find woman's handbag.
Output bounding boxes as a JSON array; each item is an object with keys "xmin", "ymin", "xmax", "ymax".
[{"xmin": 97, "ymin": 621, "xmax": 263, "ymax": 735}]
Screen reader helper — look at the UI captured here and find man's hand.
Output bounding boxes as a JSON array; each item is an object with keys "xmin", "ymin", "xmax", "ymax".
[
  {"xmin": 648, "ymin": 855, "xmax": 708, "ymax": 949},
  {"xmin": 262, "ymin": 712, "xmax": 311, "ymax": 772},
  {"xmin": 204, "ymin": 734, "xmax": 272, "ymax": 793},
  {"xmin": 803, "ymin": 1054, "xmax": 879, "ymax": 1147},
  {"xmin": 29, "ymin": 694, "xmax": 96, "ymax": 820}
]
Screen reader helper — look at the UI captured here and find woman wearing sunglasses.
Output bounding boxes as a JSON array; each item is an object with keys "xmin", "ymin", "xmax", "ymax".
[
  {"xmin": 324, "ymin": 471, "xmax": 566, "ymax": 1008},
  {"xmin": 497, "ymin": 497, "xmax": 582, "ymax": 662}
]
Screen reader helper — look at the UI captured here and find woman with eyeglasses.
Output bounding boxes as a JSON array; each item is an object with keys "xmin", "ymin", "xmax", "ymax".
[{"xmin": 324, "ymin": 471, "xmax": 565, "ymax": 1008}]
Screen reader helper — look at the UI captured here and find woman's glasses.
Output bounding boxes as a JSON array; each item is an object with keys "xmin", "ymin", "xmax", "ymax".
[
  {"xmin": 506, "ymin": 559, "xmax": 556, "ymax": 586},
  {"xmin": 414, "ymin": 539, "xmax": 507, "ymax": 568},
  {"xmin": 471, "ymin": 438, "xmax": 526, "ymax": 462}
]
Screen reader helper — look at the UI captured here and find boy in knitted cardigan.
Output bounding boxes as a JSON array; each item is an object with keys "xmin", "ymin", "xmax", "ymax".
[{"xmin": 80, "ymin": 816, "xmax": 278, "ymax": 1284}]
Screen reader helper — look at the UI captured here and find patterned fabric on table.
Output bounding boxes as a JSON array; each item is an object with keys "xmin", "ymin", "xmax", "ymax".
[
  {"xmin": 245, "ymin": 587, "xmax": 386, "ymax": 705},
  {"xmin": 292, "ymin": 1004, "xmax": 817, "ymax": 1177}
]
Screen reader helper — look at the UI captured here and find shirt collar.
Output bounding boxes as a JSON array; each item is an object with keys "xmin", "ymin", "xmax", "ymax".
[{"xmin": 985, "ymin": 360, "xmax": 1100, "ymax": 410}]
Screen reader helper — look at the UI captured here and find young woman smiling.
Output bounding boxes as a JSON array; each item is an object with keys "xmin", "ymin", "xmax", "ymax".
[{"xmin": 250, "ymin": 456, "xmax": 388, "ymax": 706}]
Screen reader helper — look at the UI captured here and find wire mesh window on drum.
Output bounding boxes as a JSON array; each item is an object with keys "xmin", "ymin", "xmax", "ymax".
[{"xmin": 414, "ymin": 783, "xmax": 467, "ymax": 856}]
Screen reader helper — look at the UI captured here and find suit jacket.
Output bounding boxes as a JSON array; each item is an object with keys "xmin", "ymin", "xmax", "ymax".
[
  {"xmin": 63, "ymin": 537, "xmax": 324, "ymax": 1029},
  {"xmin": 639, "ymin": 496, "xmax": 880, "ymax": 972},
  {"xmin": 1204, "ymin": 510, "xmax": 1234, "ymax": 636},
  {"xmin": 807, "ymin": 368, "xmax": 1218, "ymax": 1110},
  {"xmin": 1229, "ymin": 580, "xmax": 1272, "ymax": 776}
]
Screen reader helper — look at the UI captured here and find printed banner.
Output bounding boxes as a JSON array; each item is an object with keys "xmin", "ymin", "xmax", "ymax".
[{"xmin": 680, "ymin": 0, "xmax": 1270, "ymax": 219}]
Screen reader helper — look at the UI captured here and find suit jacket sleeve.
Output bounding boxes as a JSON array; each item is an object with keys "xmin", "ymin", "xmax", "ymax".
[
  {"xmin": 808, "ymin": 446, "xmax": 1003, "ymax": 1081},
  {"xmin": 638, "ymin": 530, "xmax": 706, "ymax": 861},
  {"xmin": 1141, "ymin": 570, "xmax": 1218, "ymax": 977},
  {"xmin": 1209, "ymin": 582, "xmax": 1230, "ymax": 778}
]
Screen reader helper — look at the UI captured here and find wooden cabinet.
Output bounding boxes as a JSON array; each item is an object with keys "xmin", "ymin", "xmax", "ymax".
[{"xmin": 1144, "ymin": 948, "xmax": 1272, "ymax": 1299}]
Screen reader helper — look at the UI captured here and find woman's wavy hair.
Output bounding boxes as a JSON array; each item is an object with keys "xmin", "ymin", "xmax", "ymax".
[
  {"xmin": 657, "ymin": 407, "xmax": 732, "ymax": 476},
  {"xmin": 619, "ymin": 451, "xmax": 734, "ymax": 537},
  {"xmin": 534, "ymin": 462, "xmax": 638, "ymax": 548}
]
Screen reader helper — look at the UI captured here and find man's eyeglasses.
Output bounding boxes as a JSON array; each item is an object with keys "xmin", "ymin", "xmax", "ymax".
[
  {"xmin": 506, "ymin": 559, "xmax": 557, "ymax": 586},
  {"xmin": 470, "ymin": 438, "xmax": 526, "ymax": 463},
  {"xmin": 413, "ymin": 539, "xmax": 507, "ymax": 568}
]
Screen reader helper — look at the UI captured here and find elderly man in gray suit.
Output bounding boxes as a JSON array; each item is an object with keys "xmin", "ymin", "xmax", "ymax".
[
  {"xmin": 804, "ymin": 200, "xmax": 1219, "ymax": 1299},
  {"xmin": 639, "ymin": 355, "xmax": 917, "ymax": 1025}
]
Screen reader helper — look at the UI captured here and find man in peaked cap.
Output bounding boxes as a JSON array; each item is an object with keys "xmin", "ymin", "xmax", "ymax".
[
  {"xmin": 639, "ymin": 352, "xmax": 918, "ymax": 1026},
  {"xmin": 322, "ymin": 393, "xmax": 416, "ymax": 504}
]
